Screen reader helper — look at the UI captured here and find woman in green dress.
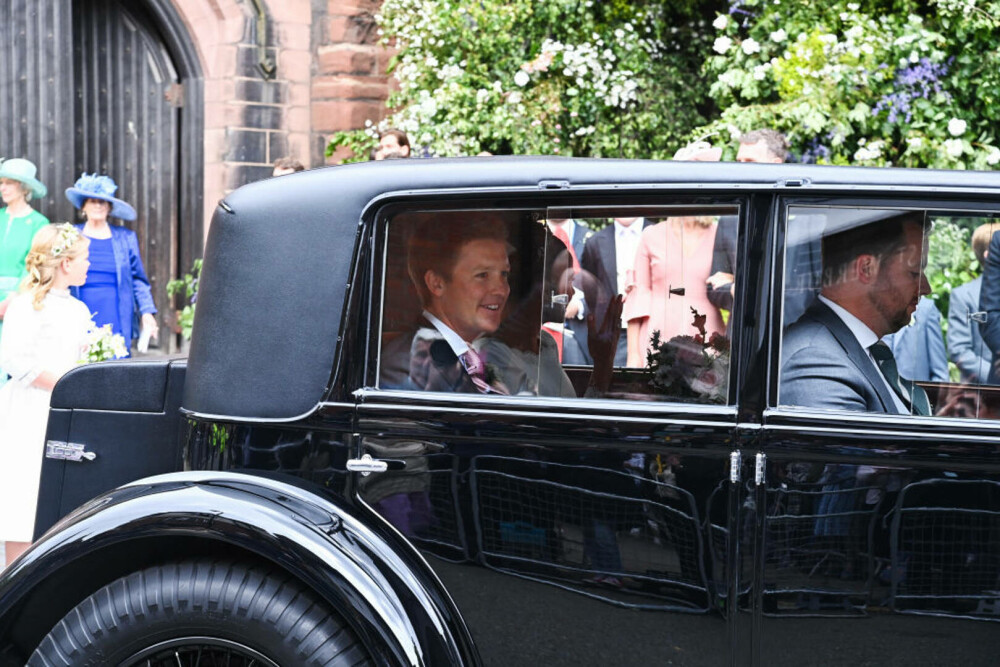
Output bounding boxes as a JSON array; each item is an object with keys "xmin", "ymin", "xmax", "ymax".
[{"xmin": 0, "ymin": 158, "xmax": 50, "ymax": 386}]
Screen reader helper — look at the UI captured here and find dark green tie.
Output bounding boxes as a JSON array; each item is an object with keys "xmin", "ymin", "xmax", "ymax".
[{"xmin": 869, "ymin": 341, "xmax": 931, "ymax": 416}]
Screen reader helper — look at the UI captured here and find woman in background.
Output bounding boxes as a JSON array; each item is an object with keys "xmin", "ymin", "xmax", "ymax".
[
  {"xmin": 0, "ymin": 158, "xmax": 50, "ymax": 386},
  {"xmin": 65, "ymin": 173, "xmax": 157, "ymax": 353},
  {"xmin": 624, "ymin": 142, "xmax": 725, "ymax": 367}
]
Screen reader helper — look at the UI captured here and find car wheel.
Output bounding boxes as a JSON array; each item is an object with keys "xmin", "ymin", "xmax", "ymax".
[{"xmin": 27, "ymin": 559, "xmax": 372, "ymax": 667}]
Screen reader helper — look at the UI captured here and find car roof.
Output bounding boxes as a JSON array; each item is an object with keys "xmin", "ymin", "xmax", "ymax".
[{"xmin": 183, "ymin": 157, "xmax": 1000, "ymax": 421}]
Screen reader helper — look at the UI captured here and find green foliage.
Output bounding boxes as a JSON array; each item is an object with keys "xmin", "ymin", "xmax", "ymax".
[
  {"xmin": 166, "ymin": 258, "xmax": 201, "ymax": 341},
  {"xmin": 698, "ymin": 0, "xmax": 1000, "ymax": 168},
  {"xmin": 325, "ymin": 130, "xmax": 377, "ymax": 164},
  {"xmin": 927, "ymin": 219, "xmax": 978, "ymax": 333},
  {"xmin": 326, "ymin": 0, "xmax": 999, "ymax": 170},
  {"xmin": 327, "ymin": 0, "xmax": 720, "ymax": 160}
]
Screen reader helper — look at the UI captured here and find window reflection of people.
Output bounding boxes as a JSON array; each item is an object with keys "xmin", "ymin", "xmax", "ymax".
[
  {"xmin": 622, "ymin": 139, "xmax": 725, "ymax": 368},
  {"xmin": 781, "ymin": 212, "xmax": 932, "ymax": 414},
  {"xmin": 882, "ymin": 296, "xmax": 949, "ymax": 382},
  {"xmin": 625, "ymin": 213, "xmax": 725, "ymax": 368},
  {"xmin": 380, "ymin": 214, "xmax": 620, "ymax": 396},
  {"xmin": 579, "ymin": 217, "xmax": 648, "ymax": 366},
  {"xmin": 545, "ymin": 218, "xmax": 591, "ymax": 365},
  {"xmin": 950, "ymin": 223, "xmax": 995, "ymax": 383}
]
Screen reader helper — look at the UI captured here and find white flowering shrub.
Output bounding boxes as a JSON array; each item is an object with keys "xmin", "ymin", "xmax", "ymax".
[
  {"xmin": 696, "ymin": 0, "xmax": 1000, "ymax": 169},
  {"xmin": 326, "ymin": 0, "xmax": 712, "ymax": 160}
]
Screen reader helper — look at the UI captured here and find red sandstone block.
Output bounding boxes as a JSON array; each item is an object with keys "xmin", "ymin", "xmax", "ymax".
[
  {"xmin": 289, "ymin": 82, "xmax": 311, "ymax": 107},
  {"xmin": 326, "ymin": 144, "xmax": 357, "ymax": 165},
  {"xmin": 278, "ymin": 49, "xmax": 312, "ymax": 80},
  {"xmin": 204, "ymin": 129, "xmax": 227, "ymax": 162},
  {"xmin": 328, "ymin": 0, "xmax": 380, "ymax": 17},
  {"xmin": 312, "ymin": 100, "xmax": 382, "ymax": 132},
  {"xmin": 312, "ymin": 75, "xmax": 388, "ymax": 100},
  {"xmin": 376, "ymin": 47, "xmax": 397, "ymax": 74},
  {"xmin": 286, "ymin": 106, "xmax": 310, "ymax": 132},
  {"xmin": 271, "ymin": 0, "xmax": 311, "ymax": 24},
  {"xmin": 278, "ymin": 22, "xmax": 311, "ymax": 48},
  {"xmin": 318, "ymin": 44, "xmax": 377, "ymax": 75},
  {"xmin": 327, "ymin": 13, "xmax": 378, "ymax": 44}
]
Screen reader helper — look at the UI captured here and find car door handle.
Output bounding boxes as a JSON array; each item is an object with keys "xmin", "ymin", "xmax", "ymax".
[
  {"xmin": 45, "ymin": 441, "xmax": 97, "ymax": 462},
  {"xmin": 346, "ymin": 454, "xmax": 405, "ymax": 476}
]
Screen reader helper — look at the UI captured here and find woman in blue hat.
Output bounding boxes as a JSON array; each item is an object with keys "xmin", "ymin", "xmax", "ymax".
[
  {"xmin": 66, "ymin": 173, "xmax": 157, "ymax": 354},
  {"xmin": 0, "ymin": 158, "xmax": 50, "ymax": 386}
]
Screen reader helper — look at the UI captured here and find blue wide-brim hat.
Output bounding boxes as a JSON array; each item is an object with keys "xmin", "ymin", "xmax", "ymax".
[
  {"xmin": 0, "ymin": 158, "xmax": 48, "ymax": 199},
  {"xmin": 65, "ymin": 173, "xmax": 137, "ymax": 221}
]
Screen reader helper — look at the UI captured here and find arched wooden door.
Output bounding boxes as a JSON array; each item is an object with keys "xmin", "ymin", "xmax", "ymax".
[{"xmin": 73, "ymin": 0, "xmax": 181, "ymax": 349}]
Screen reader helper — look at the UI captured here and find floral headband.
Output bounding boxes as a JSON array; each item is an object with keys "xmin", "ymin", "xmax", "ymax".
[{"xmin": 51, "ymin": 223, "xmax": 82, "ymax": 258}]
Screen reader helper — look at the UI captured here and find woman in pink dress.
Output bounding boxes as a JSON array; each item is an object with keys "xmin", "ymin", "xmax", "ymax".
[{"xmin": 624, "ymin": 215, "xmax": 725, "ymax": 367}]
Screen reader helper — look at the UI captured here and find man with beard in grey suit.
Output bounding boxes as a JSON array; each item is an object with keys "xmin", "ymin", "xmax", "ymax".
[{"xmin": 781, "ymin": 211, "xmax": 932, "ymax": 415}]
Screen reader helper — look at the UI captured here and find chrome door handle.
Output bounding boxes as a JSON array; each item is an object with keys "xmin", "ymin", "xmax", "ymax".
[
  {"xmin": 346, "ymin": 454, "xmax": 389, "ymax": 476},
  {"xmin": 45, "ymin": 441, "xmax": 97, "ymax": 462}
]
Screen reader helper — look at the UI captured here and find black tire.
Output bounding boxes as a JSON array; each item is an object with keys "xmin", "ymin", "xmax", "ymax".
[{"xmin": 27, "ymin": 559, "xmax": 372, "ymax": 667}]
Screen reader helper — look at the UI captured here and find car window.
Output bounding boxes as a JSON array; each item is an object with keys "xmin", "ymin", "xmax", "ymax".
[
  {"xmin": 778, "ymin": 205, "xmax": 1000, "ymax": 420},
  {"xmin": 377, "ymin": 204, "xmax": 739, "ymax": 404}
]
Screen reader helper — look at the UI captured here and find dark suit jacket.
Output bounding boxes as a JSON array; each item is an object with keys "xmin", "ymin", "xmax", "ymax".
[
  {"xmin": 781, "ymin": 301, "xmax": 902, "ymax": 414},
  {"xmin": 950, "ymin": 276, "xmax": 992, "ymax": 382},
  {"xmin": 379, "ymin": 320, "xmax": 574, "ymax": 396},
  {"xmin": 379, "ymin": 321, "xmax": 478, "ymax": 393},
  {"xmin": 707, "ymin": 215, "xmax": 738, "ymax": 311},
  {"xmin": 562, "ymin": 221, "xmax": 593, "ymax": 365},
  {"xmin": 979, "ymin": 231, "xmax": 1000, "ymax": 383}
]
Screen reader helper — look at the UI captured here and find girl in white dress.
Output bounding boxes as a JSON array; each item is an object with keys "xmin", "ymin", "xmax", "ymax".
[{"xmin": 0, "ymin": 224, "xmax": 92, "ymax": 566}]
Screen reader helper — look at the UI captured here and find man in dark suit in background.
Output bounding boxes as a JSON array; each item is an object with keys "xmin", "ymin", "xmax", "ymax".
[
  {"xmin": 977, "ymin": 224, "xmax": 1000, "ymax": 384},
  {"xmin": 781, "ymin": 211, "xmax": 931, "ymax": 414},
  {"xmin": 579, "ymin": 216, "xmax": 650, "ymax": 366},
  {"xmin": 547, "ymin": 218, "xmax": 592, "ymax": 365}
]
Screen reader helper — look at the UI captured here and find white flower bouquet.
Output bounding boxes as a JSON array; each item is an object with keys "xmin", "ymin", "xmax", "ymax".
[{"xmin": 81, "ymin": 323, "xmax": 129, "ymax": 363}]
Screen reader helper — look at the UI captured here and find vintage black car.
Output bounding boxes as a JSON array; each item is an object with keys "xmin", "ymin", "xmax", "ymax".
[{"xmin": 2, "ymin": 157, "xmax": 1000, "ymax": 666}]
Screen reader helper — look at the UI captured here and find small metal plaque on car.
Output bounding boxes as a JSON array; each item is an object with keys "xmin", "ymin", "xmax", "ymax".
[{"xmin": 45, "ymin": 441, "xmax": 97, "ymax": 462}]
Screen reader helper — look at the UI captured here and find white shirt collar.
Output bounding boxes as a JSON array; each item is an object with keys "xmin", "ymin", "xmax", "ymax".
[
  {"xmin": 614, "ymin": 220, "xmax": 641, "ymax": 237},
  {"xmin": 421, "ymin": 309, "xmax": 472, "ymax": 356},
  {"xmin": 817, "ymin": 295, "xmax": 879, "ymax": 350}
]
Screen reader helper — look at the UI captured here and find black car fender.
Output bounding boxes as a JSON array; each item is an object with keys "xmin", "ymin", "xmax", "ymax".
[{"xmin": 0, "ymin": 471, "xmax": 475, "ymax": 666}]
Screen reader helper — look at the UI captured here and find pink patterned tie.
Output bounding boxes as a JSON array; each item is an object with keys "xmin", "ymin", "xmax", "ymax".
[{"xmin": 460, "ymin": 348, "xmax": 507, "ymax": 394}]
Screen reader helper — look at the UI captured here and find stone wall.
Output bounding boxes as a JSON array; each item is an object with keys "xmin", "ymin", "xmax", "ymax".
[{"xmin": 168, "ymin": 0, "xmax": 391, "ymax": 234}]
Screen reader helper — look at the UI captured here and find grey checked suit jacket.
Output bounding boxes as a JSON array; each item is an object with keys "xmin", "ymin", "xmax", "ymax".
[{"xmin": 781, "ymin": 302, "xmax": 903, "ymax": 414}]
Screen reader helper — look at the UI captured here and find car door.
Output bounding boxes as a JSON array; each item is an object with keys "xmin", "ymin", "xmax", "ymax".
[
  {"xmin": 34, "ymin": 358, "xmax": 187, "ymax": 538},
  {"xmin": 756, "ymin": 197, "xmax": 1000, "ymax": 665},
  {"xmin": 353, "ymin": 195, "xmax": 754, "ymax": 666}
]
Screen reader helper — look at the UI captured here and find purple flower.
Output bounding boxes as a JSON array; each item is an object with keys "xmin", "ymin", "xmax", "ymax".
[
  {"xmin": 873, "ymin": 58, "xmax": 950, "ymax": 126},
  {"xmin": 800, "ymin": 138, "xmax": 832, "ymax": 163}
]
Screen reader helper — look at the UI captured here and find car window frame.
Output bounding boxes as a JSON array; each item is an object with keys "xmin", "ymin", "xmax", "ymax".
[
  {"xmin": 767, "ymin": 193, "xmax": 1000, "ymax": 435},
  {"xmin": 360, "ymin": 192, "xmax": 751, "ymax": 420}
]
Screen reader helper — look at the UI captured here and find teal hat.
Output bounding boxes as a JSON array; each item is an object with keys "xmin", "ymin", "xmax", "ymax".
[
  {"xmin": 0, "ymin": 158, "xmax": 48, "ymax": 199},
  {"xmin": 65, "ymin": 173, "xmax": 137, "ymax": 221}
]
